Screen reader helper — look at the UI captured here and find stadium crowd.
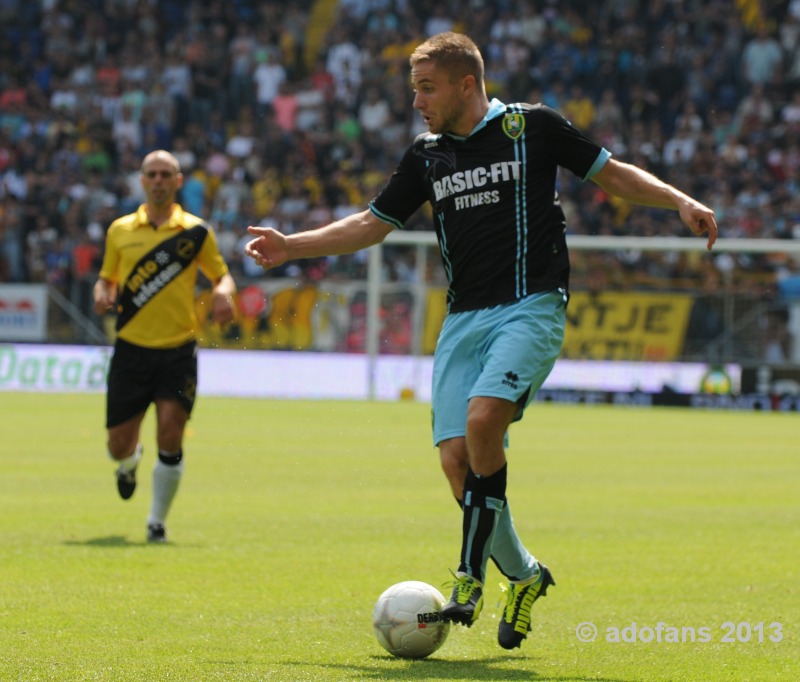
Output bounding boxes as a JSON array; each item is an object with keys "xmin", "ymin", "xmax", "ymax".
[{"xmin": 1, "ymin": 0, "xmax": 800, "ymax": 306}]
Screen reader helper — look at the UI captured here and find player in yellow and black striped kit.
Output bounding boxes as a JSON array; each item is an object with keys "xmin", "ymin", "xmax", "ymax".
[{"xmin": 94, "ymin": 150, "xmax": 236, "ymax": 543}]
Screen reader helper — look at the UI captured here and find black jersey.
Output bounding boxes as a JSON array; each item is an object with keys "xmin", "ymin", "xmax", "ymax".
[{"xmin": 369, "ymin": 101, "xmax": 609, "ymax": 313}]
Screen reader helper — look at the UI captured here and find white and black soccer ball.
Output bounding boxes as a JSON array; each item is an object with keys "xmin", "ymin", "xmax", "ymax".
[{"xmin": 372, "ymin": 580, "xmax": 450, "ymax": 658}]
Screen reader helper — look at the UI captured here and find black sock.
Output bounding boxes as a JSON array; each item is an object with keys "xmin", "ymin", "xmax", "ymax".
[
  {"xmin": 458, "ymin": 464, "xmax": 507, "ymax": 584},
  {"xmin": 158, "ymin": 449, "xmax": 183, "ymax": 466}
]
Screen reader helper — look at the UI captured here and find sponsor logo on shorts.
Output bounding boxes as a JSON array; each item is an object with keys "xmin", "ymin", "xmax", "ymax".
[{"xmin": 502, "ymin": 371, "xmax": 520, "ymax": 389}]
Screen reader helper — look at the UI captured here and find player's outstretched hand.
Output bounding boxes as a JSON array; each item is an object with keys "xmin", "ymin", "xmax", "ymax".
[
  {"xmin": 245, "ymin": 226, "xmax": 289, "ymax": 270},
  {"xmin": 680, "ymin": 200, "xmax": 718, "ymax": 251}
]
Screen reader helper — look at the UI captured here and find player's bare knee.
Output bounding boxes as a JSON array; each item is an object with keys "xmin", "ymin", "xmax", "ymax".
[
  {"xmin": 107, "ymin": 429, "xmax": 138, "ymax": 460},
  {"xmin": 441, "ymin": 456, "xmax": 467, "ymax": 490},
  {"xmin": 466, "ymin": 398, "xmax": 515, "ymax": 445},
  {"xmin": 438, "ymin": 440, "xmax": 467, "ymax": 489}
]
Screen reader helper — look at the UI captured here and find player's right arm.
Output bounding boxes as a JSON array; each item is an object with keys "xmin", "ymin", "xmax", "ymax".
[
  {"xmin": 93, "ymin": 278, "xmax": 118, "ymax": 315},
  {"xmin": 245, "ymin": 209, "xmax": 394, "ymax": 271},
  {"xmin": 93, "ymin": 223, "xmax": 120, "ymax": 315}
]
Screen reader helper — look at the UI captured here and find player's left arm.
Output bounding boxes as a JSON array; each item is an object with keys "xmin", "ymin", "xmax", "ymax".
[
  {"xmin": 198, "ymin": 225, "xmax": 238, "ymax": 325},
  {"xmin": 591, "ymin": 157, "xmax": 718, "ymax": 250},
  {"xmin": 209, "ymin": 272, "xmax": 236, "ymax": 325}
]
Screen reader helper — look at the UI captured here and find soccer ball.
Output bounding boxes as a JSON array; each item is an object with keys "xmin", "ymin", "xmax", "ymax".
[{"xmin": 372, "ymin": 580, "xmax": 450, "ymax": 658}]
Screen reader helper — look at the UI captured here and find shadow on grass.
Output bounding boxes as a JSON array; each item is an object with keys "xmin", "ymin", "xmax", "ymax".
[
  {"xmin": 62, "ymin": 536, "xmax": 176, "ymax": 548},
  {"xmin": 280, "ymin": 657, "xmax": 637, "ymax": 681}
]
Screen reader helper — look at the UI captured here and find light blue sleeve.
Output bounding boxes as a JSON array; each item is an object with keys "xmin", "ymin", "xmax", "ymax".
[{"xmin": 583, "ymin": 148, "xmax": 612, "ymax": 181}]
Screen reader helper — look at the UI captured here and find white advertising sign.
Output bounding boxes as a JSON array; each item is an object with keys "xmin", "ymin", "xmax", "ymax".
[
  {"xmin": 0, "ymin": 343, "xmax": 740, "ymax": 401},
  {"xmin": 0, "ymin": 344, "xmax": 112, "ymax": 392},
  {"xmin": 0, "ymin": 285, "xmax": 48, "ymax": 342}
]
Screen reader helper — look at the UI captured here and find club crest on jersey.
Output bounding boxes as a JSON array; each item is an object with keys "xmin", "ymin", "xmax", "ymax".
[
  {"xmin": 177, "ymin": 238, "xmax": 196, "ymax": 259},
  {"xmin": 502, "ymin": 114, "xmax": 525, "ymax": 140}
]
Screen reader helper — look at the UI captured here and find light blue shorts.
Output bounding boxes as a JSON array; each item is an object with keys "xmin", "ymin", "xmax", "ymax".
[{"xmin": 431, "ymin": 289, "xmax": 567, "ymax": 446}]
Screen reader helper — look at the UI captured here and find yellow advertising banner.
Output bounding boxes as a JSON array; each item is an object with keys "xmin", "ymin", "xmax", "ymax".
[
  {"xmin": 195, "ymin": 285, "xmax": 692, "ymax": 361},
  {"xmin": 562, "ymin": 291, "xmax": 693, "ymax": 361}
]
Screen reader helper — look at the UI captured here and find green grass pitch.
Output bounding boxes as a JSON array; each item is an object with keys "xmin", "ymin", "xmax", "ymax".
[{"xmin": 1, "ymin": 392, "xmax": 797, "ymax": 681}]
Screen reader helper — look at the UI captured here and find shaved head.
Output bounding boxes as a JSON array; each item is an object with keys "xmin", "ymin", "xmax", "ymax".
[{"xmin": 142, "ymin": 150, "xmax": 181, "ymax": 174}]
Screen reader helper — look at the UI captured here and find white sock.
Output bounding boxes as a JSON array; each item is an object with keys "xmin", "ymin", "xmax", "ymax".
[
  {"xmin": 148, "ymin": 459, "xmax": 183, "ymax": 526},
  {"xmin": 110, "ymin": 442, "xmax": 142, "ymax": 472}
]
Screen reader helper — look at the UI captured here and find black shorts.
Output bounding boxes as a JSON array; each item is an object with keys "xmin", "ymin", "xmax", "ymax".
[{"xmin": 106, "ymin": 338, "xmax": 198, "ymax": 428}]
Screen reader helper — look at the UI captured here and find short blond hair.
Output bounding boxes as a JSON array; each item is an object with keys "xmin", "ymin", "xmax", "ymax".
[{"xmin": 410, "ymin": 32, "xmax": 484, "ymax": 85}]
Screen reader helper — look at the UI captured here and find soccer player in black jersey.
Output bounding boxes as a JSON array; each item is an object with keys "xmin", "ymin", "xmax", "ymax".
[{"xmin": 245, "ymin": 32, "xmax": 717, "ymax": 649}]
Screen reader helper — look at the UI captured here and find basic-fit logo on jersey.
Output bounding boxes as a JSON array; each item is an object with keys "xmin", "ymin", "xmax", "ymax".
[{"xmin": 432, "ymin": 161, "xmax": 521, "ymax": 201}]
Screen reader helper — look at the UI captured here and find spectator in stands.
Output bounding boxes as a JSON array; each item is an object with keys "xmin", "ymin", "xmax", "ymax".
[
  {"xmin": 562, "ymin": 83, "xmax": 596, "ymax": 131},
  {"xmin": 160, "ymin": 47, "xmax": 192, "ymax": 135},
  {"xmin": 225, "ymin": 116, "xmax": 258, "ymax": 160},
  {"xmin": 272, "ymin": 81, "xmax": 299, "ymax": 134},
  {"xmin": 358, "ymin": 86, "xmax": 392, "ymax": 134},
  {"xmin": 741, "ymin": 24, "xmax": 784, "ymax": 87},
  {"xmin": 0, "ymin": 197, "xmax": 25, "ymax": 281},
  {"xmin": 733, "ymin": 83, "xmax": 776, "ymax": 136},
  {"xmin": 593, "ymin": 87, "xmax": 625, "ymax": 130},
  {"xmin": 190, "ymin": 43, "xmax": 224, "ymax": 129},
  {"xmin": 227, "ymin": 21, "xmax": 258, "ymax": 115},
  {"xmin": 0, "ymin": 0, "xmax": 798, "ymax": 326},
  {"xmin": 253, "ymin": 48, "xmax": 287, "ymax": 120},
  {"xmin": 663, "ymin": 119, "xmax": 698, "ymax": 168}
]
